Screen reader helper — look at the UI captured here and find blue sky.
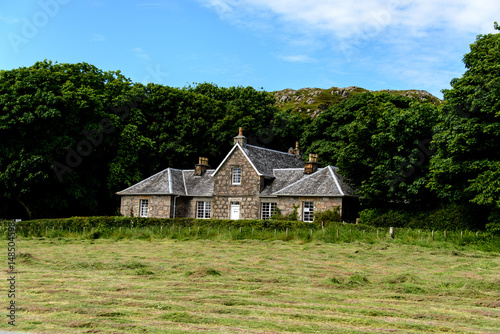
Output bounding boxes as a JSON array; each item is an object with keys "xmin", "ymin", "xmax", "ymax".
[{"xmin": 1, "ymin": 0, "xmax": 499, "ymax": 98}]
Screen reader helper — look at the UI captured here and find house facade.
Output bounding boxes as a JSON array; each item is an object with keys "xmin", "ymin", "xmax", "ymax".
[{"xmin": 117, "ymin": 129, "xmax": 358, "ymax": 222}]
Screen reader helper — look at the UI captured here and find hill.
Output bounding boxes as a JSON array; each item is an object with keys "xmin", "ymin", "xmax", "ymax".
[{"xmin": 273, "ymin": 86, "xmax": 442, "ymax": 117}]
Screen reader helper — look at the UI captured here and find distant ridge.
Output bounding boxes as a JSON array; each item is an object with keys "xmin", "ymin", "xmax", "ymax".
[{"xmin": 272, "ymin": 86, "xmax": 441, "ymax": 117}]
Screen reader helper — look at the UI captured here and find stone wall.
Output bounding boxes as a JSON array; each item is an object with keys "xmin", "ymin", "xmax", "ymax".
[
  {"xmin": 187, "ymin": 197, "xmax": 213, "ymax": 219},
  {"xmin": 261, "ymin": 196, "xmax": 343, "ymax": 221},
  {"xmin": 120, "ymin": 195, "xmax": 172, "ymax": 218},
  {"xmin": 213, "ymin": 147, "xmax": 261, "ymax": 219}
]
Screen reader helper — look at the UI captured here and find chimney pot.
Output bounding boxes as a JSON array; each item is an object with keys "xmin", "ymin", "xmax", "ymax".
[
  {"xmin": 194, "ymin": 157, "xmax": 210, "ymax": 176},
  {"xmin": 293, "ymin": 141, "xmax": 302, "ymax": 158},
  {"xmin": 234, "ymin": 127, "xmax": 247, "ymax": 146},
  {"xmin": 304, "ymin": 153, "xmax": 319, "ymax": 174}
]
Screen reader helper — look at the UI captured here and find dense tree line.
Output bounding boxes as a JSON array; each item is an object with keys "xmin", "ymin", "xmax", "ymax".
[
  {"xmin": 1, "ymin": 24, "xmax": 499, "ymax": 231},
  {"xmin": 0, "ymin": 62, "xmax": 308, "ymax": 219}
]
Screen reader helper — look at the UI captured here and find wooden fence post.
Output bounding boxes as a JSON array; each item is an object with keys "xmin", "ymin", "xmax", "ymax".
[{"xmin": 390, "ymin": 227, "xmax": 394, "ymax": 239}]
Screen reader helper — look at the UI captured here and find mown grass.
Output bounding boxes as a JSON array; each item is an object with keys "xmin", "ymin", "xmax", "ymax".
[
  {"xmin": 8, "ymin": 223, "xmax": 499, "ymax": 253},
  {"xmin": 2, "ymin": 233, "xmax": 499, "ymax": 333}
]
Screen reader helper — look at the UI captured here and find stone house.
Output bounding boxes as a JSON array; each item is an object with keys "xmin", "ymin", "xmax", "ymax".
[{"xmin": 117, "ymin": 129, "xmax": 358, "ymax": 222}]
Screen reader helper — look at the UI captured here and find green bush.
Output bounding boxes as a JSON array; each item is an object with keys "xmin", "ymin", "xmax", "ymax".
[
  {"xmin": 360, "ymin": 204, "xmax": 486, "ymax": 231},
  {"xmin": 4, "ymin": 216, "xmax": 321, "ymax": 236},
  {"xmin": 313, "ymin": 207, "xmax": 341, "ymax": 226},
  {"xmin": 486, "ymin": 209, "xmax": 500, "ymax": 234},
  {"xmin": 366, "ymin": 210, "xmax": 408, "ymax": 228}
]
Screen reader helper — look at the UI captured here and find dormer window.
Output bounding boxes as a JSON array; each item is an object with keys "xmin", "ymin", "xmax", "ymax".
[{"xmin": 232, "ymin": 167, "xmax": 242, "ymax": 185}]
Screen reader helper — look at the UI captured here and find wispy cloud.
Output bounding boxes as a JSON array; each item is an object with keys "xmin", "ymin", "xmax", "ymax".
[
  {"xmin": 198, "ymin": 0, "xmax": 499, "ymax": 97},
  {"xmin": 278, "ymin": 54, "xmax": 316, "ymax": 63},
  {"xmin": 198, "ymin": 0, "xmax": 500, "ymax": 38},
  {"xmin": 132, "ymin": 47, "xmax": 151, "ymax": 62},
  {"xmin": 0, "ymin": 14, "xmax": 21, "ymax": 24},
  {"xmin": 136, "ymin": 1, "xmax": 181, "ymax": 10}
]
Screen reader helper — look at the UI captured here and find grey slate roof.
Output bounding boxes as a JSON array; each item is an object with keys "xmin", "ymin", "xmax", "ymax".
[
  {"xmin": 117, "ymin": 144, "xmax": 355, "ymax": 198},
  {"xmin": 260, "ymin": 166, "xmax": 355, "ymax": 197},
  {"xmin": 116, "ymin": 168, "xmax": 178, "ymax": 195},
  {"xmin": 241, "ymin": 144, "xmax": 304, "ymax": 177},
  {"xmin": 183, "ymin": 169, "xmax": 214, "ymax": 197},
  {"xmin": 116, "ymin": 168, "xmax": 214, "ymax": 196}
]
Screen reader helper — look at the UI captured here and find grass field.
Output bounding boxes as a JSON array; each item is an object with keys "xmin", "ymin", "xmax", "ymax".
[{"xmin": 3, "ymin": 236, "xmax": 499, "ymax": 333}]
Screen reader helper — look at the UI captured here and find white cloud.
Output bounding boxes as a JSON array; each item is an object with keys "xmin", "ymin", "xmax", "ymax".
[
  {"xmin": 0, "ymin": 14, "xmax": 21, "ymax": 24},
  {"xmin": 278, "ymin": 54, "xmax": 316, "ymax": 63},
  {"xmin": 198, "ymin": 0, "xmax": 499, "ymax": 38},
  {"xmin": 132, "ymin": 47, "xmax": 151, "ymax": 61},
  {"xmin": 198, "ymin": 0, "xmax": 499, "ymax": 94}
]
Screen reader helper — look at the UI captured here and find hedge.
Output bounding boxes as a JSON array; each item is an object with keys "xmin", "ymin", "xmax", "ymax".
[
  {"xmin": 359, "ymin": 203, "xmax": 489, "ymax": 232},
  {"xmin": 1, "ymin": 216, "xmax": 329, "ymax": 233}
]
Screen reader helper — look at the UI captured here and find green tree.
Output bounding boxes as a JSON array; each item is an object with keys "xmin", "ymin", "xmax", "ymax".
[
  {"xmin": 302, "ymin": 92, "xmax": 439, "ymax": 208},
  {"xmin": 0, "ymin": 61, "xmax": 150, "ymax": 218},
  {"xmin": 429, "ymin": 23, "xmax": 500, "ymax": 231}
]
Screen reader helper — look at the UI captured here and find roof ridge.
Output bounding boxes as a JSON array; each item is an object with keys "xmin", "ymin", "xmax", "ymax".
[
  {"xmin": 272, "ymin": 168, "xmax": 327, "ymax": 195},
  {"xmin": 273, "ymin": 167, "xmax": 321, "ymax": 171},
  {"xmin": 245, "ymin": 144, "xmax": 296, "ymax": 156},
  {"xmin": 167, "ymin": 168, "xmax": 173, "ymax": 194},
  {"xmin": 212, "ymin": 143, "xmax": 263, "ymax": 177},
  {"xmin": 182, "ymin": 170, "xmax": 188, "ymax": 196},
  {"xmin": 328, "ymin": 166, "xmax": 344, "ymax": 196},
  {"xmin": 116, "ymin": 167, "xmax": 170, "ymax": 194}
]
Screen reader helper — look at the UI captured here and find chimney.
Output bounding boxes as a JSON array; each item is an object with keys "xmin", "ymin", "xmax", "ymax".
[
  {"xmin": 304, "ymin": 153, "xmax": 319, "ymax": 174},
  {"xmin": 292, "ymin": 141, "xmax": 302, "ymax": 158},
  {"xmin": 194, "ymin": 157, "xmax": 210, "ymax": 176},
  {"xmin": 233, "ymin": 127, "xmax": 247, "ymax": 146}
]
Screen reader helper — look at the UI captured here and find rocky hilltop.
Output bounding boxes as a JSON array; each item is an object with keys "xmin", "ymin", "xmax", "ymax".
[{"xmin": 273, "ymin": 86, "xmax": 441, "ymax": 117}]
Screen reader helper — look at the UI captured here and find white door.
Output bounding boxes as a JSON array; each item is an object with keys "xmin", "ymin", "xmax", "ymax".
[{"xmin": 230, "ymin": 202, "xmax": 240, "ymax": 220}]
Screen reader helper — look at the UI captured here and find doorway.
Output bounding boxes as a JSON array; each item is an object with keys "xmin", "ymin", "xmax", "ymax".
[{"xmin": 230, "ymin": 202, "xmax": 240, "ymax": 220}]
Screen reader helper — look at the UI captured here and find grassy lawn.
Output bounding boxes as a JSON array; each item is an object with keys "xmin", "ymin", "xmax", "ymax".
[{"xmin": 3, "ymin": 237, "xmax": 499, "ymax": 333}]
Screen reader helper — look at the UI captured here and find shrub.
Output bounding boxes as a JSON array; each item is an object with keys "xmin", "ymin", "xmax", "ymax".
[
  {"xmin": 366, "ymin": 210, "xmax": 408, "ymax": 228},
  {"xmin": 270, "ymin": 204, "xmax": 299, "ymax": 221},
  {"xmin": 313, "ymin": 207, "xmax": 341, "ymax": 226}
]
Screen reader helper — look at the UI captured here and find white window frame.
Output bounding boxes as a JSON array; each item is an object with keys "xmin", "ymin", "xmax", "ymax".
[
  {"xmin": 232, "ymin": 167, "xmax": 242, "ymax": 185},
  {"xmin": 139, "ymin": 199, "xmax": 149, "ymax": 217},
  {"xmin": 196, "ymin": 201, "xmax": 211, "ymax": 219},
  {"xmin": 261, "ymin": 202, "xmax": 277, "ymax": 220},
  {"xmin": 303, "ymin": 201, "xmax": 314, "ymax": 222}
]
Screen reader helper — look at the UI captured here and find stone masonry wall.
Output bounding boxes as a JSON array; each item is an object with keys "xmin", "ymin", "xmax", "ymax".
[
  {"xmin": 120, "ymin": 195, "xmax": 172, "ymax": 218},
  {"xmin": 266, "ymin": 196, "xmax": 343, "ymax": 221},
  {"xmin": 213, "ymin": 148, "xmax": 261, "ymax": 219}
]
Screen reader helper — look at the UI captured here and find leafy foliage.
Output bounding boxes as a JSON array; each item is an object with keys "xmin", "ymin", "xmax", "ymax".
[
  {"xmin": 313, "ymin": 208, "xmax": 341, "ymax": 225},
  {"xmin": 0, "ymin": 64, "xmax": 302, "ymax": 219},
  {"xmin": 429, "ymin": 23, "xmax": 500, "ymax": 231},
  {"xmin": 1, "ymin": 23, "xmax": 499, "ymax": 234},
  {"xmin": 303, "ymin": 92, "xmax": 439, "ymax": 208}
]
